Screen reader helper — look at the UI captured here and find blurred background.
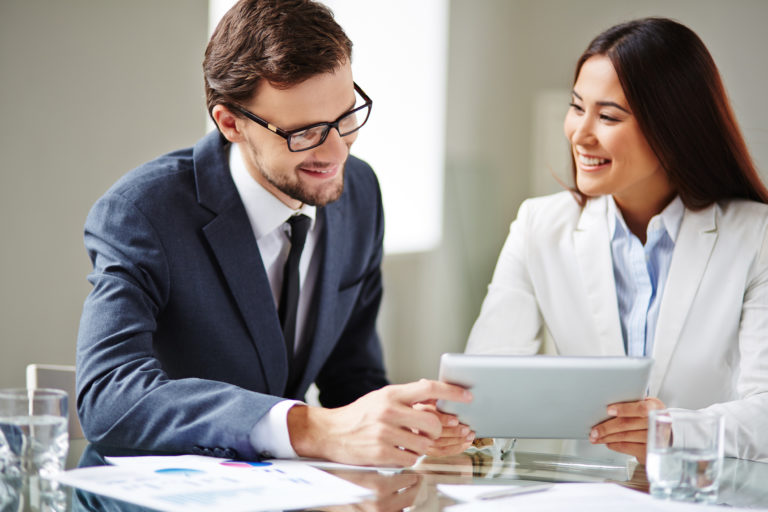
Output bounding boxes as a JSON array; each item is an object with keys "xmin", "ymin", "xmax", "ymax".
[{"xmin": 1, "ymin": 0, "xmax": 766, "ymax": 389}]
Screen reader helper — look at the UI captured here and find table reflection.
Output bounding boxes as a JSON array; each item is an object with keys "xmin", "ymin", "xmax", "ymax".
[{"xmin": 4, "ymin": 439, "xmax": 763, "ymax": 511}]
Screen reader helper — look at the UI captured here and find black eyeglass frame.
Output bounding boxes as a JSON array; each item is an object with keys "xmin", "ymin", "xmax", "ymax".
[{"xmin": 234, "ymin": 82, "xmax": 372, "ymax": 152}]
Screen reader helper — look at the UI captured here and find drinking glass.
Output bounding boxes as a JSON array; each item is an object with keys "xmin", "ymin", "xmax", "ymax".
[
  {"xmin": 646, "ymin": 409, "xmax": 725, "ymax": 503},
  {"xmin": 0, "ymin": 388, "xmax": 69, "ymax": 478}
]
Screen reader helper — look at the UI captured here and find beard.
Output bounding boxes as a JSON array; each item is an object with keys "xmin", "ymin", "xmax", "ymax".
[
  {"xmin": 242, "ymin": 137, "xmax": 347, "ymax": 207},
  {"xmin": 260, "ymin": 163, "xmax": 345, "ymax": 207}
]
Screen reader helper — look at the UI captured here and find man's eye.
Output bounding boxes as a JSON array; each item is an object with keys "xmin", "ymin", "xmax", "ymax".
[{"xmin": 293, "ymin": 127, "xmax": 323, "ymax": 143}]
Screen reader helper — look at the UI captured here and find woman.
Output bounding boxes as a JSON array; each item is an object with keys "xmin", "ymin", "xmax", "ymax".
[{"xmin": 466, "ymin": 17, "xmax": 768, "ymax": 463}]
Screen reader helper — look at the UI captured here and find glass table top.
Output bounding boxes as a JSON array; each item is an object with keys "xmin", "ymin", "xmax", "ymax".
[{"xmin": 2, "ymin": 438, "xmax": 767, "ymax": 511}]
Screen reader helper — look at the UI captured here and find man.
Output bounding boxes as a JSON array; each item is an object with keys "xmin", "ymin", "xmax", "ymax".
[{"xmin": 76, "ymin": 0, "xmax": 473, "ymax": 466}]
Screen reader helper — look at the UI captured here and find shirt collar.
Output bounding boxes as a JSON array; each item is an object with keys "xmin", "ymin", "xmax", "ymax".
[
  {"xmin": 229, "ymin": 142, "xmax": 316, "ymax": 240},
  {"xmin": 607, "ymin": 195, "xmax": 684, "ymax": 243}
]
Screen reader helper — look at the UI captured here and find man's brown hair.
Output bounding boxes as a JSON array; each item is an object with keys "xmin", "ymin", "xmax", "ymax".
[{"xmin": 203, "ymin": 0, "xmax": 352, "ymax": 121}]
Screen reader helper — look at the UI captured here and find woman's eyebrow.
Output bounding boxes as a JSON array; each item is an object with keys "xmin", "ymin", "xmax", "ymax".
[
  {"xmin": 597, "ymin": 100, "xmax": 630, "ymax": 114},
  {"xmin": 571, "ymin": 90, "xmax": 630, "ymax": 114}
]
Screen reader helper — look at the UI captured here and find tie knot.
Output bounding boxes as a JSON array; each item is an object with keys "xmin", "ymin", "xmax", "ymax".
[{"xmin": 287, "ymin": 214, "xmax": 311, "ymax": 250}]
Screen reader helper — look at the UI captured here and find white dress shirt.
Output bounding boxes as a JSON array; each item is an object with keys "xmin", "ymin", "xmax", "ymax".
[{"xmin": 229, "ymin": 142, "xmax": 323, "ymax": 458}]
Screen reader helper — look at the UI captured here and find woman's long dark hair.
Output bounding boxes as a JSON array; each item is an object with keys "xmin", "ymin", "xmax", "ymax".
[{"xmin": 570, "ymin": 17, "xmax": 768, "ymax": 208}]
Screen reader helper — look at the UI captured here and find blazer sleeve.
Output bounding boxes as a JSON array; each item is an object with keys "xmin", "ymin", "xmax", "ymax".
[
  {"xmin": 465, "ymin": 198, "xmax": 544, "ymax": 355},
  {"xmin": 76, "ymin": 192, "xmax": 281, "ymax": 461},
  {"xmin": 695, "ymin": 220, "xmax": 768, "ymax": 461}
]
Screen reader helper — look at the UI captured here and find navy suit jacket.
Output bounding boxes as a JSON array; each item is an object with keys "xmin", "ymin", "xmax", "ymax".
[{"xmin": 76, "ymin": 131, "xmax": 388, "ymax": 460}]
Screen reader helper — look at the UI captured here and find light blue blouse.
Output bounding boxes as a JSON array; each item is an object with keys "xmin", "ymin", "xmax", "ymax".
[{"xmin": 608, "ymin": 196, "xmax": 684, "ymax": 357}]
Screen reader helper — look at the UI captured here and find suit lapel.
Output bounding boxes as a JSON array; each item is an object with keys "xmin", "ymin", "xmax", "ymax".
[
  {"xmin": 573, "ymin": 197, "xmax": 625, "ymax": 355},
  {"xmin": 194, "ymin": 132, "xmax": 287, "ymax": 395},
  {"xmin": 292, "ymin": 203, "xmax": 345, "ymax": 391},
  {"xmin": 649, "ymin": 205, "xmax": 717, "ymax": 395}
]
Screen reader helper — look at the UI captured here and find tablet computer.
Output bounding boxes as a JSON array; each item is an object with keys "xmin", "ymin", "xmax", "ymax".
[{"xmin": 436, "ymin": 353, "xmax": 653, "ymax": 439}]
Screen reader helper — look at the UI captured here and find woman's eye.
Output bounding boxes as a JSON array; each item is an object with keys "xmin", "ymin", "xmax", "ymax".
[
  {"xmin": 600, "ymin": 114, "xmax": 620, "ymax": 122},
  {"xmin": 569, "ymin": 103, "xmax": 584, "ymax": 113}
]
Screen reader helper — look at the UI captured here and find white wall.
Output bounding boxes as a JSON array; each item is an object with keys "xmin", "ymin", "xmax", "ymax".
[
  {"xmin": 0, "ymin": 0, "xmax": 208, "ymax": 388},
  {"xmin": 1, "ymin": 0, "xmax": 766, "ymax": 390}
]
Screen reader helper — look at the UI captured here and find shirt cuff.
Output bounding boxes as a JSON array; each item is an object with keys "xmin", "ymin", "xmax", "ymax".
[{"xmin": 249, "ymin": 399, "xmax": 303, "ymax": 459}]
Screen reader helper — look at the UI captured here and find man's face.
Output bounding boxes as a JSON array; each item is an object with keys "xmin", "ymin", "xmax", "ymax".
[{"xmin": 233, "ymin": 62, "xmax": 358, "ymax": 209}]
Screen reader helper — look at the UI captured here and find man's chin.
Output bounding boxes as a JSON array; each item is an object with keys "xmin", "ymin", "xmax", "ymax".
[
  {"xmin": 297, "ymin": 171, "xmax": 345, "ymax": 206},
  {"xmin": 285, "ymin": 179, "xmax": 344, "ymax": 207},
  {"xmin": 303, "ymin": 185, "xmax": 344, "ymax": 207}
]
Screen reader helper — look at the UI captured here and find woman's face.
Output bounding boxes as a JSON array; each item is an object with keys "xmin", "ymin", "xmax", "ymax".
[{"xmin": 564, "ymin": 56, "xmax": 671, "ymax": 208}]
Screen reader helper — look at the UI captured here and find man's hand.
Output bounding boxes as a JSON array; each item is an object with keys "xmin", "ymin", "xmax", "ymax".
[
  {"xmin": 589, "ymin": 397, "xmax": 665, "ymax": 463},
  {"xmin": 287, "ymin": 379, "xmax": 473, "ymax": 467},
  {"xmin": 412, "ymin": 402, "xmax": 475, "ymax": 457}
]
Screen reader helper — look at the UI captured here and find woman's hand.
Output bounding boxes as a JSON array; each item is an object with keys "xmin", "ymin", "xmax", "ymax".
[{"xmin": 589, "ymin": 397, "xmax": 665, "ymax": 464}]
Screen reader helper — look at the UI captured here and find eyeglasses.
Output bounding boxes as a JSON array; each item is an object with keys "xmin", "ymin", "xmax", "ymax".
[{"xmin": 235, "ymin": 82, "xmax": 372, "ymax": 152}]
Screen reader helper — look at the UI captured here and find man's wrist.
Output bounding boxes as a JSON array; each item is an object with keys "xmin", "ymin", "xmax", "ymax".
[{"xmin": 287, "ymin": 404, "xmax": 330, "ymax": 459}]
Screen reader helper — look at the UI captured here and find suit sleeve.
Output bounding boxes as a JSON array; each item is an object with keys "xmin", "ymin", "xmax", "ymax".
[
  {"xmin": 465, "ymin": 199, "xmax": 544, "ymax": 355},
  {"xmin": 314, "ymin": 168, "xmax": 389, "ymax": 407},
  {"xmin": 697, "ymin": 220, "xmax": 768, "ymax": 462},
  {"xmin": 76, "ymin": 192, "xmax": 281, "ymax": 460}
]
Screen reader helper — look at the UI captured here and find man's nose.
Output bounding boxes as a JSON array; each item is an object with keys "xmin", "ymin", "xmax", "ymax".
[{"xmin": 314, "ymin": 127, "xmax": 349, "ymax": 162}]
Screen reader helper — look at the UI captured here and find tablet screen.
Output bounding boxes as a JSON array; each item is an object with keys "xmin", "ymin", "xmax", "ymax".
[{"xmin": 437, "ymin": 354, "xmax": 653, "ymax": 438}]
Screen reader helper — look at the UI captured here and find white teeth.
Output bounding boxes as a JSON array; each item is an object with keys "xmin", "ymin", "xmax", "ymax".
[{"xmin": 578, "ymin": 155, "xmax": 609, "ymax": 166}]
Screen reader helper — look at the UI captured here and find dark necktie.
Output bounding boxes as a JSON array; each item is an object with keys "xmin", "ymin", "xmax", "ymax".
[{"xmin": 278, "ymin": 214, "xmax": 311, "ymax": 362}]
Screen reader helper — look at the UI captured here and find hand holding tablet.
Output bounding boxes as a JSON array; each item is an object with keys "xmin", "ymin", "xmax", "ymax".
[{"xmin": 436, "ymin": 354, "xmax": 653, "ymax": 439}]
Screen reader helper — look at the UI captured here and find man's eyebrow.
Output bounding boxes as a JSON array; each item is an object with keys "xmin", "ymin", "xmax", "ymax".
[
  {"xmin": 328, "ymin": 95, "xmax": 356, "ymax": 122},
  {"xmin": 289, "ymin": 96, "xmax": 357, "ymax": 130},
  {"xmin": 571, "ymin": 90, "xmax": 630, "ymax": 114}
]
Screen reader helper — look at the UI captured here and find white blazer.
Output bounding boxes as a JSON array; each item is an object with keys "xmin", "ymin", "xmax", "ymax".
[{"xmin": 467, "ymin": 191, "xmax": 768, "ymax": 462}]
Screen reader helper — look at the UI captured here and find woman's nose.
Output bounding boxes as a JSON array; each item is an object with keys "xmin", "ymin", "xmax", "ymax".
[{"xmin": 571, "ymin": 117, "xmax": 597, "ymax": 146}]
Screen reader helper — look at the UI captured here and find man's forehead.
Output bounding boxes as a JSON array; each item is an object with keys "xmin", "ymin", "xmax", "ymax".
[{"xmin": 248, "ymin": 65, "xmax": 355, "ymax": 128}]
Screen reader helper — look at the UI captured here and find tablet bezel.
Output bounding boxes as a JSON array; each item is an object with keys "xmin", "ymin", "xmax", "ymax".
[{"xmin": 436, "ymin": 353, "xmax": 653, "ymax": 439}]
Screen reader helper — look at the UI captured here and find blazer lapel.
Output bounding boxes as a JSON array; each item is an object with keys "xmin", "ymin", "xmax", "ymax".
[
  {"xmin": 573, "ymin": 197, "xmax": 625, "ymax": 355},
  {"xmin": 194, "ymin": 132, "xmax": 287, "ymax": 395},
  {"xmin": 293, "ymin": 203, "xmax": 345, "ymax": 391},
  {"xmin": 649, "ymin": 205, "xmax": 717, "ymax": 395}
]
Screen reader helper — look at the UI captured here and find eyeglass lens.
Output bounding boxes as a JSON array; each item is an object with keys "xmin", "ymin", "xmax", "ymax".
[{"xmin": 289, "ymin": 105, "xmax": 370, "ymax": 151}]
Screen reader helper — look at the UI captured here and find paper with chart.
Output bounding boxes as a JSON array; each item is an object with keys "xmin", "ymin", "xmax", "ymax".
[{"xmin": 54, "ymin": 455, "xmax": 373, "ymax": 512}]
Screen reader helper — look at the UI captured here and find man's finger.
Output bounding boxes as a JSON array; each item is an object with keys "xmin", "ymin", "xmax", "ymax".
[
  {"xmin": 427, "ymin": 439, "xmax": 475, "ymax": 457},
  {"xmin": 432, "ymin": 431, "xmax": 475, "ymax": 449},
  {"xmin": 434, "ymin": 424, "xmax": 471, "ymax": 439},
  {"xmin": 391, "ymin": 379, "xmax": 473, "ymax": 405},
  {"xmin": 393, "ymin": 406, "xmax": 445, "ymax": 439}
]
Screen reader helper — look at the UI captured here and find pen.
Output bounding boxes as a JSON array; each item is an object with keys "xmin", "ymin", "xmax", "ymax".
[{"xmin": 477, "ymin": 483, "xmax": 552, "ymax": 500}]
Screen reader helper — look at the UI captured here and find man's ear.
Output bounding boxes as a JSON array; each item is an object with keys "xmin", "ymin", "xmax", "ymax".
[{"xmin": 212, "ymin": 104, "xmax": 245, "ymax": 143}]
